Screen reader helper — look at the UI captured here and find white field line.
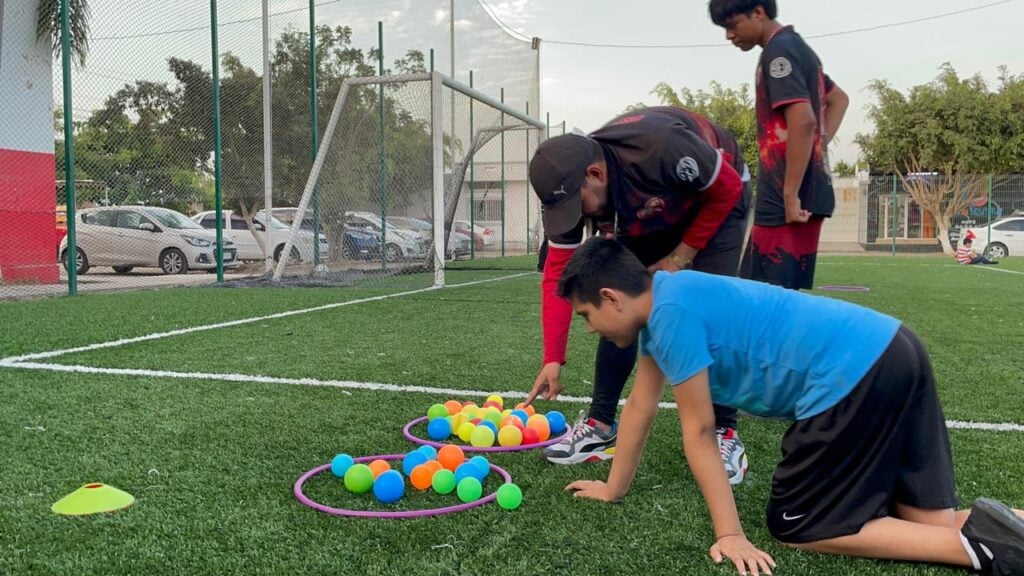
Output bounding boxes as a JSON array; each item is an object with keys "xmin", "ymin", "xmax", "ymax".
[
  {"xmin": 0, "ymin": 273, "xmax": 534, "ymax": 366},
  {"xmin": 975, "ymin": 266, "xmax": 1024, "ymax": 275},
  {"xmin": 5, "ymin": 360, "xmax": 1023, "ymax": 434}
]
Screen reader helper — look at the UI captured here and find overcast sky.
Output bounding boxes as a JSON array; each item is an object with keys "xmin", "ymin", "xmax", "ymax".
[
  {"xmin": 484, "ymin": 0, "xmax": 1024, "ymax": 164},
  {"xmin": 67, "ymin": 0, "xmax": 1023, "ymax": 167}
]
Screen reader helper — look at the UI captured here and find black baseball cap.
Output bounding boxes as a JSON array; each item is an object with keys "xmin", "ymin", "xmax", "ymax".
[{"xmin": 529, "ymin": 134, "xmax": 599, "ymax": 236}]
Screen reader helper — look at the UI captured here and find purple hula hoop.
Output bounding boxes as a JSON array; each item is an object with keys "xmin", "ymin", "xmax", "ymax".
[
  {"xmin": 294, "ymin": 454, "xmax": 512, "ymax": 519},
  {"xmin": 402, "ymin": 416, "xmax": 570, "ymax": 452}
]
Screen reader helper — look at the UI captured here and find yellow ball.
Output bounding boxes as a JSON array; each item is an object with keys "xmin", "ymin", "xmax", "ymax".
[
  {"xmin": 498, "ymin": 425, "xmax": 523, "ymax": 447},
  {"xmin": 457, "ymin": 422, "xmax": 476, "ymax": 443},
  {"xmin": 486, "ymin": 394, "xmax": 504, "ymax": 409},
  {"xmin": 501, "ymin": 409, "xmax": 512, "ymax": 418},
  {"xmin": 450, "ymin": 412, "xmax": 468, "ymax": 431},
  {"xmin": 470, "ymin": 425, "xmax": 496, "ymax": 447}
]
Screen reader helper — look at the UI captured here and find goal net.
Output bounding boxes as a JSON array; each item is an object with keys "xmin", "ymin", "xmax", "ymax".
[{"xmin": 272, "ymin": 72, "xmax": 545, "ymax": 289}]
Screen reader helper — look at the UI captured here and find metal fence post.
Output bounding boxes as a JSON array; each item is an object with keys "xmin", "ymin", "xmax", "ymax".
[{"xmin": 60, "ymin": 0, "xmax": 78, "ymax": 295}]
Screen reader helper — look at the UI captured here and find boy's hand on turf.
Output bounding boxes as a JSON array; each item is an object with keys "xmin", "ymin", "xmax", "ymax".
[
  {"xmin": 564, "ymin": 480, "xmax": 619, "ymax": 502},
  {"xmin": 525, "ymin": 363, "xmax": 564, "ymax": 405},
  {"xmin": 710, "ymin": 535, "xmax": 776, "ymax": 576}
]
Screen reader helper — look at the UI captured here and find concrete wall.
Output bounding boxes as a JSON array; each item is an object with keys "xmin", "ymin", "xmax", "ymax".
[{"xmin": 0, "ymin": 0, "xmax": 58, "ymax": 283}]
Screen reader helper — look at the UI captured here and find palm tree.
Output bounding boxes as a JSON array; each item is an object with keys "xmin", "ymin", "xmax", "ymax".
[{"xmin": 36, "ymin": 0, "xmax": 91, "ymax": 67}]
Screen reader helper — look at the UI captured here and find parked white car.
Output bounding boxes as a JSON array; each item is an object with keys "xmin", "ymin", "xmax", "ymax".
[
  {"xmin": 345, "ymin": 211, "xmax": 425, "ymax": 261},
  {"xmin": 60, "ymin": 206, "xmax": 239, "ymax": 274},
  {"xmin": 965, "ymin": 216, "xmax": 1024, "ymax": 259},
  {"xmin": 192, "ymin": 210, "xmax": 328, "ymax": 262}
]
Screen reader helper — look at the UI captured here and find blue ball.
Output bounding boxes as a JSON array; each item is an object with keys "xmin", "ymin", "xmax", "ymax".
[
  {"xmin": 373, "ymin": 470, "xmax": 405, "ymax": 504},
  {"xmin": 427, "ymin": 417, "xmax": 452, "ymax": 441},
  {"xmin": 511, "ymin": 409, "xmax": 530, "ymax": 425},
  {"xmin": 417, "ymin": 445, "xmax": 438, "ymax": 460},
  {"xmin": 330, "ymin": 453, "xmax": 354, "ymax": 478},
  {"xmin": 402, "ymin": 450, "xmax": 429, "ymax": 477},
  {"xmin": 469, "ymin": 455, "xmax": 490, "ymax": 480},
  {"xmin": 546, "ymin": 411, "xmax": 567, "ymax": 436},
  {"xmin": 479, "ymin": 420, "xmax": 499, "ymax": 436},
  {"xmin": 455, "ymin": 462, "xmax": 479, "ymax": 484}
]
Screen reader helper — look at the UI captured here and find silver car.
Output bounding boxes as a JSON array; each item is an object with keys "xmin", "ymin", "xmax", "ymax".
[{"xmin": 59, "ymin": 206, "xmax": 239, "ymax": 274}]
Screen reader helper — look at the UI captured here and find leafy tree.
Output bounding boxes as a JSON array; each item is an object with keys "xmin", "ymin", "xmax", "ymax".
[
  {"xmin": 36, "ymin": 0, "xmax": 91, "ymax": 66},
  {"xmin": 856, "ymin": 64, "xmax": 1024, "ymax": 253},
  {"xmin": 832, "ymin": 160, "xmax": 856, "ymax": 178}
]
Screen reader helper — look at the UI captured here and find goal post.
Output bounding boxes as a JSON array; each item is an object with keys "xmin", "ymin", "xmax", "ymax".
[{"xmin": 273, "ymin": 71, "xmax": 545, "ymax": 287}]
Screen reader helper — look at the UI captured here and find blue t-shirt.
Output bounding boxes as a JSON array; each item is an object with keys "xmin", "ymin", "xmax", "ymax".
[{"xmin": 639, "ymin": 271, "xmax": 901, "ymax": 420}]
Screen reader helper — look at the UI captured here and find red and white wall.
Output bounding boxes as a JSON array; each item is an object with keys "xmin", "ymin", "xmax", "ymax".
[{"xmin": 0, "ymin": 0, "xmax": 59, "ymax": 283}]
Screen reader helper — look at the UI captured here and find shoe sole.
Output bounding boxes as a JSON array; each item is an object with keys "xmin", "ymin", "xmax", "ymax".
[
  {"xmin": 544, "ymin": 447, "xmax": 615, "ymax": 465},
  {"xmin": 974, "ymin": 498, "xmax": 1024, "ymax": 539}
]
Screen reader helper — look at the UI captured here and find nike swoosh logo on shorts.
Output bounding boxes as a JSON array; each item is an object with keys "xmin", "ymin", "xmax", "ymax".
[{"xmin": 782, "ymin": 512, "xmax": 806, "ymax": 521}]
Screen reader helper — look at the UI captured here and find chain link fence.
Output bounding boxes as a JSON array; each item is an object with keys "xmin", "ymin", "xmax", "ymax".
[{"xmin": 1, "ymin": 0, "xmax": 560, "ymax": 299}]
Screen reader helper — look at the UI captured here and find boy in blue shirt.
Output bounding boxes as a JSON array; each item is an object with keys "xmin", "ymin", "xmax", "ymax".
[{"xmin": 560, "ymin": 238, "xmax": 1024, "ymax": 576}]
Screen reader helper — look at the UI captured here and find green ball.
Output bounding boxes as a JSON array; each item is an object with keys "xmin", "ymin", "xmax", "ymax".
[
  {"xmin": 431, "ymin": 469, "xmax": 457, "ymax": 495},
  {"xmin": 456, "ymin": 477, "xmax": 482, "ymax": 503},
  {"xmin": 427, "ymin": 403, "xmax": 449, "ymax": 420},
  {"xmin": 496, "ymin": 483, "xmax": 523, "ymax": 510},
  {"xmin": 344, "ymin": 463, "xmax": 374, "ymax": 494}
]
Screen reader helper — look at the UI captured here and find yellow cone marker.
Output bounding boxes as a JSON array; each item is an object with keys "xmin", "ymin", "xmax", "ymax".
[{"xmin": 52, "ymin": 483, "xmax": 135, "ymax": 516}]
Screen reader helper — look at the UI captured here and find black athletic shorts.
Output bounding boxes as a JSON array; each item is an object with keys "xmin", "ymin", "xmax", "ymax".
[{"xmin": 766, "ymin": 325, "xmax": 959, "ymax": 544}]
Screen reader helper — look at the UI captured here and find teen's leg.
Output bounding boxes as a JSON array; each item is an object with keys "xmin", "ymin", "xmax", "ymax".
[{"xmin": 589, "ymin": 336, "xmax": 636, "ymax": 426}]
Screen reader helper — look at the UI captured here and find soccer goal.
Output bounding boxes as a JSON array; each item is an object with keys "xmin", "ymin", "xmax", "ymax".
[{"xmin": 272, "ymin": 72, "xmax": 546, "ymax": 288}]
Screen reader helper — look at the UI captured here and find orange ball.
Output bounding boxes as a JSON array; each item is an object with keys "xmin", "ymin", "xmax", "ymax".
[
  {"xmin": 444, "ymin": 400, "xmax": 463, "ymax": 415},
  {"xmin": 410, "ymin": 464, "xmax": 435, "ymax": 490},
  {"xmin": 515, "ymin": 403, "xmax": 536, "ymax": 417},
  {"xmin": 527, "ymin": 414, "xmax": 551, "ymax": 442},
  {"xmin": 368, "ymin": 459, "xmax": 391, "ymax": 479},
  {"xmin": 501, "ymin": 415, "xmax": 524, "ymax": 429},
  {"xmin": 423, "ymin": 460, "xmax": 444, "ymax": 474},
  {"xmin": 438, "ymin": 444, "xmax": 466, "ymax": 471}
]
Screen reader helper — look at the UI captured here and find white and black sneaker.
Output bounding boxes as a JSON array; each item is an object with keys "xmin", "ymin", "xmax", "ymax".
[
  {"xmin": 542, "ymin": 410, "xmax": 616, "ymax": 465},
  {"xmin": 961, "ymin": 498, "xmax": 1024, "ymax": 575},
  {"xmin": 717, "ymin": 427, "xmax": 749, "ymax": 486}
]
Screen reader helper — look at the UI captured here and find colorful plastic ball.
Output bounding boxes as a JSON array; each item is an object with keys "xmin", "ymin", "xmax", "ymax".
[
  {"xmin": 417, "ymin": 445, "xmax": 438, "ymax": 460},
  {"xmin": 456, "ymin": 477, "xmax": 483, "ymax": 503},
  {"xmin": 501, "ymin": 415, "xmax": 524, "ymax": 429},
  {"xmin": 469, "ymin": 455, "xmax": 490, "ymax": 480},
  {"xmin": 502, "ymin": 409, "xmax": 512, "ymax": 418},
  {"xmin": 410, "ymin": 464, "xmax": 436, "ymax": 491},
  {"xmin": 368, "ymin": 459, "xmax": 391, "ymax": 479},
  {"xmin": 457, "ymin": 422, "xmax": 476, "ymax": 443},
  {"xmin": 450, "ymin": 412, "xmax": 469, "ymax": 431},
  {"xmin": 496, "ymin": 483, "xmax": 523, "ymax": 510},
  {"xmin": 427, "ymin": 403, "xmax": 449, "ymax": 420},
  {"xmin": 482, "ymin": 400, "xmax": 501, "ymax": 410},
  {"xmin": 373, "ymin": 470, "xmax": 405, "ymax": 503},
  {"xmin": 428, "ymin": 417, "xmax": 452, "ymax": 441},
  {"xmin": 479, "ymin": 420, "xmax": 499, "ymax": 436},
  {"xmin": 471, "ymin": 422, "xmax": 495, "ymax": 444},
  {"xmin": 454, "ymin": 462, "xmax": 479, "ymax": 484},
  {"xmin": 546, "ymin": 411, "xmax": 567, "ymax": 436},
  {"xmin": 431, "ymin": 468, "xmax": 457, "ymax": 494},
  {"xmin": 511, "ymin": 409, "xmax": 530, "ymax": 425},
  {"xmin": 344, "ymin": 463, "xmax": 374, "ymax": 494},
  {"xmin": 485, "ymin": 411, "xmax": 503, "ymax": 429},
  {"xmin": 423, "ymin": 460, "xmax": 444, "ymax": 474},
  {"xmin": 438, "ymin": 444, "xmax": 466, "ymax": 471},
  {"xmin": 527, "ymin": 415, "xmax": 551, "ymax": 442},
  {"xmin": 444, "ymin": 400, "xmax": 463, "ymax": 415},
  {"xmin": 515, "ymin": 403, "xmax": 536, "ymax": 417},
  {"xmin": 402, "ymin": 450, "xmax": 429, "ymax": 477},
  {"xmin": 522, "ymin": 427, "xmax": 540, "ymax": 445},
  {"xmin": 498, "ymin": 425, "xmax": 523, "ymax": 447},
  {"xmin": 460, "ymin": 403, "xmax": 478, "ymax": 414},
  {"xmin": 330, "ymin": 453, "xmax": 355, "ymax": 478},
  {"xmin": 486, "ymin": 394, "xmax": 504, "ymax": 409},
  {"xmin": 470, "ymin": 418, "xmax": 483, "ymax": 426}
]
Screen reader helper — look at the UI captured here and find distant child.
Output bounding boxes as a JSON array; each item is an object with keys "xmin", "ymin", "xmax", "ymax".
[
  {"xmin": 560, "ymin": 237, "xmax": 1024, "ymax": 576},
  {"xmin": 956, "ymin": 237, "xmax": 998, "ymax": 265}
]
